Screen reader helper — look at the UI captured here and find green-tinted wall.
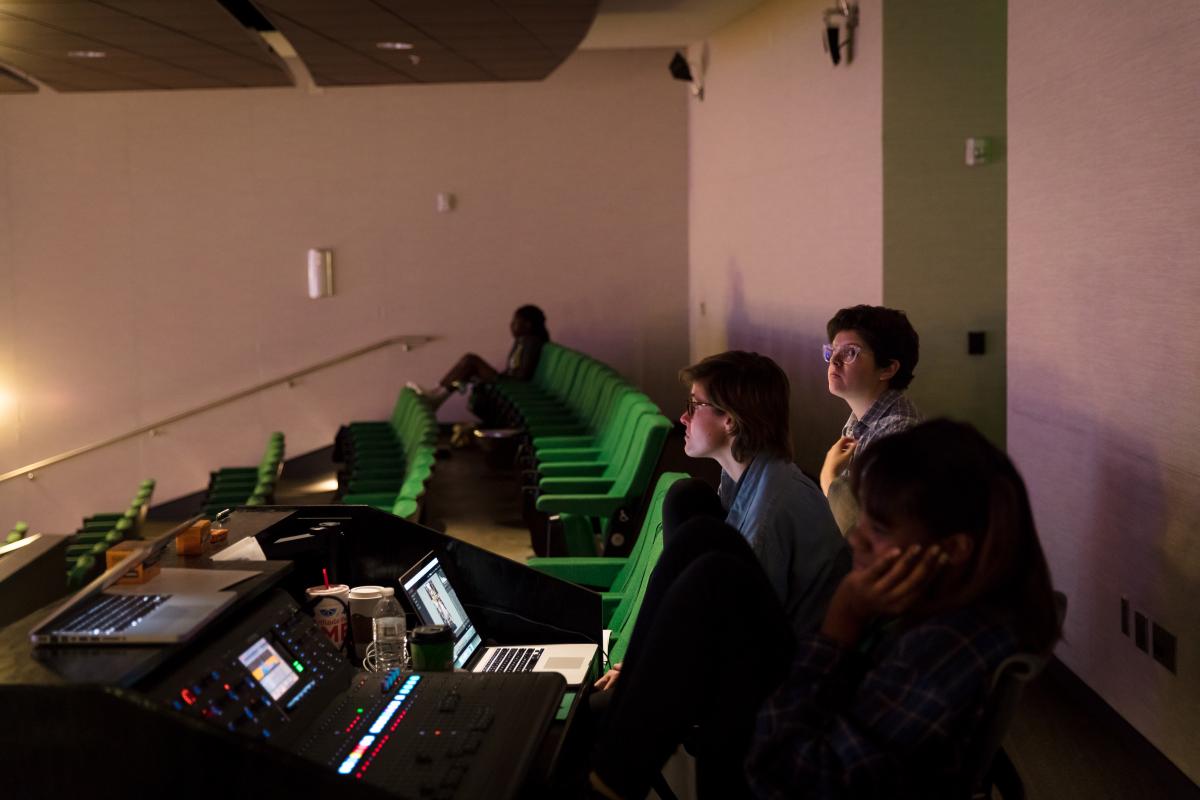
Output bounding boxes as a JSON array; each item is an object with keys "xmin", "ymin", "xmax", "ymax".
[{"xmin": 883, "ymin": 0, "xmax": 1007, "ymax": 444}]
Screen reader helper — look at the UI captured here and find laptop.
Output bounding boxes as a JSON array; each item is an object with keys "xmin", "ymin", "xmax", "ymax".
[
  {"xmin": 30, "ymin": 527, "xmax": 236, "ymax": 646},
  {"xmin": 400, "ymin": 552, "xmax": 597, "ymax": 686}
]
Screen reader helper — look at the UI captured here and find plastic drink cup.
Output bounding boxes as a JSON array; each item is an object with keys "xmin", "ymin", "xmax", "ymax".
[{"xmin": 306, "ymin": 583, "xmax": 350, "ymax": 649}]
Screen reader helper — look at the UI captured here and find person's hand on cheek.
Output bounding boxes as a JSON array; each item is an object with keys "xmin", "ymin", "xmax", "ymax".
[{"xmin": 820, "ymin": 544, "xmax": 948, "ymax": 647}]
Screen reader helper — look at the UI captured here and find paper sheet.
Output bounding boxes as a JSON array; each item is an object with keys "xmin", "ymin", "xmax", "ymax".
[
  {"xmin": 107, "ymin": 567, "xmax": 260, "ymax": 595},
  {"xmin": 210, "ymin": 535, "xmax": 267, "ymax": 562}
]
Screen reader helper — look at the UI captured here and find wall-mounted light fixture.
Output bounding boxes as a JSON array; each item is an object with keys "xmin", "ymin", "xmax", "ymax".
[
  {"xmin": 307, "ymin": 248, "xmax": 334, "ymax": 299},
  {"xmin": 668, "ymin": 51, "xmax": 704, "ymax": 101},
  {"xmin": 822, "ymin": 1, "xmax": 859, "ymax": 66}
]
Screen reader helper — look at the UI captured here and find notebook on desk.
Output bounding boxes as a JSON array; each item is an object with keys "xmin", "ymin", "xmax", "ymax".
[
  {"xmin": 30, "ymin": 529, "xmax": 235, "ymax": 646},
  {"xmin": 400, "ymin": 552, "xmax": 597, "ymax": 686}
]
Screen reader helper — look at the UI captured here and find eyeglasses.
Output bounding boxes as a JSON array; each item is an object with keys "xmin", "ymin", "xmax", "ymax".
[
  {"xmin": 684, "ymin": 397, "xmax": 723, "ymax": 416},
  {"xmin": 822, "ymin": 343, "xmax": 863, "ymax": 365}
]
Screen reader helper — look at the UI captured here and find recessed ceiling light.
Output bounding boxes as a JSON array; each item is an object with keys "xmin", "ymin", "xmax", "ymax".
[
  {"xmin": 375, "ymin": 41, "xmax": 414, "ymax": 51},
  {"xmin": 67, "ymin": 50, "xmax": 107, "ymax": 59}
]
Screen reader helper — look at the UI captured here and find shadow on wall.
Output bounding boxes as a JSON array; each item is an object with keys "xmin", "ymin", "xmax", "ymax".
[
  {"xmin": 1010, "ymin": 360, "xmax": 1199, "ymax": 778},
  {"xmin": 722, "ymin": 264, "xmax": 848, "ymax": 475}
]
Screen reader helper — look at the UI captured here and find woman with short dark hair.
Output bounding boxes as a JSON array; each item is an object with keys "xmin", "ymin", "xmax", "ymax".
[
  {"xmin": 819, "ymin": 305, "xmax": 921, "ymax": 524},
  {"xmin": 674, "ymin": 350, "xmax": 849, "ymax": 633}
]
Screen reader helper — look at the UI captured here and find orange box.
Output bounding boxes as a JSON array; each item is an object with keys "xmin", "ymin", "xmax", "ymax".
[
  {"xmin": 209, "ymin": 527, "xmax": 229, "ymax": 544},
  {"xmin": 106, "ymin": 541, "xmax": 162, "ymax": 585},
  {"xmin": 175, "ymin": 519, "xmax": 211, "ymax": 556}
]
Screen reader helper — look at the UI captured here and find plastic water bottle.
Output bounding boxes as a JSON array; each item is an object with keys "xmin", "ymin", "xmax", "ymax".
[{"xmin": 371, "ymin": 594, "xmax": 407, "ymax": 671}]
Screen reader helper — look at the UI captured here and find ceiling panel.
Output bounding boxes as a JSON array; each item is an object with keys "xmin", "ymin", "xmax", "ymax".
[
  {"xmin": 0, "ymin": 0, "xmax": 599, "ymax": 92},
  {"xmin": 0, "ymin": 0, "xmax": 291, "ymax": 92},
  {"xmin": 251, "ymin": 0, "xmax": 599, "ymax": 87}
]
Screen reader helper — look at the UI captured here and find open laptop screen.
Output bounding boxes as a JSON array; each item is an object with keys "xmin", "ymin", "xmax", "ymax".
[{"xmin": 400, "ymin": 554, "xmax": 480, "ymax": 669}]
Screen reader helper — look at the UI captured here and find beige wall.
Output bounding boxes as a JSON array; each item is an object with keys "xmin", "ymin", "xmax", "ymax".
[
  {"xmin": 688, "ymin": 0, "xmax": 883, "ymax": 475},
  {"xmin": 0, "ymin": 48, "xmax": 689, "ymax": 531},
  {"xmin": 883, "ymin": 0, "xmax": 1007, "ymax": 446},
  {"xmin": 1008, "ymin": 0, "xmax": 1200, "ymax": 782}
]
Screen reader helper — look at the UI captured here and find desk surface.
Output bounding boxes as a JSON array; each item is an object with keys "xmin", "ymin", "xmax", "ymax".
[
  {"xmin": 0, "ymin": 505, "xmax": 594, "ymax": 796},
  {"xmin": 0, "ymin": 509, "xmax": 295, "ymax": 688}
]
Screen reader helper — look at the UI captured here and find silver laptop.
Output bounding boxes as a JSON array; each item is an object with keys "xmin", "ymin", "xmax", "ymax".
[
  {"xmin": 400, "ymin": 552, "xmax": 597, "ymax": 686},
  {"xmin": 30, "ymin": 528, "xmax": 235, "ymax": 646}
]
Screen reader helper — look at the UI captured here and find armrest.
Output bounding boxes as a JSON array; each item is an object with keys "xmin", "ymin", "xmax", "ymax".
[
  {"xmin": 532, "ymin": 435, "xmax": 596, "ymax": 449},
  {"xmin": 536, "ymin": 448, "xmax": 603, "ymax": 463},
  {"xmin": 526, "ymin": 556, "xmax": 628, "ymax": 587},
  {"xmin": 526, "ymin": 423, "xmax": 590, "ymax": 437},
  {"xmin": 392, "ymin": 498, "xmax": 419, "ymax": 520},
  {"xmin": 538, "ymin": 462, "xmax": 609, "ymax": 478},
  {"xmin": 601, "ymin": 593, "xmax": 621, "ymax": 627},
  {"xmin": 538, "ymin": 477, "xmax": 615, "ymax": 494},
  {"xmin": 536, "ymin": 493, "xmax": 625, "ymax": 516}
]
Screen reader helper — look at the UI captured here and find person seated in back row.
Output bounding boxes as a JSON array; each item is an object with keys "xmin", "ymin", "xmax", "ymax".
[
  {"xmin": 410, "ymin": 304, "xmax": 549, "ymax": 409},
  {"xmin": 819, "ymin": 305, "xmax": 921, "ymax": 530},
  {"xmin": 595, "ymin": 351, "xmax": 850, "ymax": 691},
  {"xmin": 590, "ymin": 420, "xmax": 1061, "ymax": 799}
]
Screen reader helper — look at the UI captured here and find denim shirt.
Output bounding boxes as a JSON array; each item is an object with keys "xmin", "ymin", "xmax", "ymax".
[{"xmin": 719, "ymin": 456, "xmax": 851, "ymax": 635}]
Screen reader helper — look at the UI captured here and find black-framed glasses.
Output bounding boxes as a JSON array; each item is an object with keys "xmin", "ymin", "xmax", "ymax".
[
  {"xmin": 684, "ymin": 397, "xmax": 723, "ymax": 416},
  {"xmin": 822, "ymin": 343, "xmax": 863, "ymax": 365}
]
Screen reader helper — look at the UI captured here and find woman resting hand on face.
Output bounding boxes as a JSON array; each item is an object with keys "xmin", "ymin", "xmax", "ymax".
[{"xmin": 590, "ymin": 420, "xmax": 1060, "ymax": 800}]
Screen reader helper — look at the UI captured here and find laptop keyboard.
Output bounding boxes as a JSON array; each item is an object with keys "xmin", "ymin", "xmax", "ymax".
[
  {"xmin": 57, "ymin": 593, "xmax": 172, "ymax": 634},
  {"xmin": 482, "ymin": 647, "xmax": 544, "ymax": 673}
]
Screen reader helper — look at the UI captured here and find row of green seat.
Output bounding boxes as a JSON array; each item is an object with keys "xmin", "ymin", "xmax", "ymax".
[
  {"xmin": 5, "ymin": 521, "xmax": 30, "ymax": 545},
  {"xmin": 337, "ymin": 388, "xmax": 438, "ymax": 520},
  {"xmin": 494, "ymin": 343, "xmax": 672, "ymax": 557},
  {"xmin": 64, "ymin": 478, "xmax": 156, "ymax": 587},
  {"xmin": 528, "ymin": 472, "xmax": 686, "ymax": 660},
  {"xmin": 201, "ymin": 433, "xmax": 284, "ymax": 517}
]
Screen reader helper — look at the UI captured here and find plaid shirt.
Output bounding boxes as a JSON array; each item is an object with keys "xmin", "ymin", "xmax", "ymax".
[
  {"xmin": 746, "ymin": 608, "xmax": 1018, "ymax": 799},
  {"xmin": 841, "ymin": 390, "xmax": 921, "ymax": 465}
]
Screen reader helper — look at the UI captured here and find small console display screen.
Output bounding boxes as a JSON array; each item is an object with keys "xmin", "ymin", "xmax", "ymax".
[{"xmin": 238, "ymin": 638, "xmax": 298, "ymax": 701}]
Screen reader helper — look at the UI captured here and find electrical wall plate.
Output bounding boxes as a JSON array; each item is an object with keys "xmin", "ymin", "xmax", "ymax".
[
  {"xmin": 965, "ymin": 137, "xmax": 991, "ymax": 166},
  {"xmin": 1151, "ymin": 623, "xmax": 1177, "ymax": 674}
]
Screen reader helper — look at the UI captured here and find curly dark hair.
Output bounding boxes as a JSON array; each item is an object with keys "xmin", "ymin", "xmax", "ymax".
[{"xmin": 826, "ymin": 305, "xmax": 919, "ymax": 390}]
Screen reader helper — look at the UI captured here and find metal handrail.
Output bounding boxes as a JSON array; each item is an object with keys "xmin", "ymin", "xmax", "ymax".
[{"xmin": 0, "ymin": 333, "xmax": 435, "ymax": 485}]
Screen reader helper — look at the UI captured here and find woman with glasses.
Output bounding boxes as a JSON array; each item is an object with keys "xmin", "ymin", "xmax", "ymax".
[
  {"xmin": 674, "ymin": 351, "xmax": 849, "ymax": 633},
  {"xmin": 591, "ymin": 351, "xmax": 850, "ymax": 759},
  {"xmin": 819, "ymin": 306, "xmax": 921, "ymax": 507},
  {"xmin": 590, "ymin": 420, "xmax": 1060, "ymax": 799},
  {"xmin": 597, "ymin": 352, "xmax": 848, "ymax": 698}
]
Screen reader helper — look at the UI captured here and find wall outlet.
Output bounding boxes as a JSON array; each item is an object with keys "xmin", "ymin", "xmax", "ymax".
[
  {"xmin": 1134, "ymin": 612, "xmax": 1149, "ymax": 652},
  {"xmin": 1151, "ymin": 623, "xmax": 1177, "ymax": 674},
  {"xmin": 968, "ymin": 331, "xmax": 986, "ymax": 355},
  {"xmin": 1121, "ymin": 597, "xmax": 1130, "ymax": 636}
]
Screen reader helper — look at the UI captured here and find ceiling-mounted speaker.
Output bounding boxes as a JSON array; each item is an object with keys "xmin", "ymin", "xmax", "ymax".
[
  {"xmin": 822, "ymin": 1, "xmax": 859, "ymax": 66},
  {"xmin": 668, "ymin": 51, "xmax": 693, "ymax": 83},
  {"xmin": 826, "ymin": 26, "xmax": 842, "ymax": 65}
]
